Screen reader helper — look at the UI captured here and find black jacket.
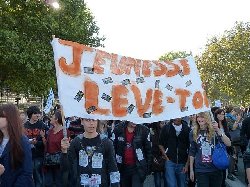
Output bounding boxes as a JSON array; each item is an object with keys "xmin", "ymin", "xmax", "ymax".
[
  {"xmin": 241, "ymin": 116, "xmax": 250, "ymax": 141},
  {"xmin": 113, "ymin": 122, "xmax": 152, "ymax": 180},
  {"xmin": 24, "ymin": 120, "xmax": 45, "ymax": 159},
  {"xmin": 159, "ymin": 121, "xmax": 190, "ymax": 164},
  {"xmin": 61, "ymin": 134, "xmax": 119, "ymax": 187}
]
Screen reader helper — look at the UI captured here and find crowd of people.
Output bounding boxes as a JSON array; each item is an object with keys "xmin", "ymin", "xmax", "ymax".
[{"xmin": 0, "ymin": 103, "xmax": 250, "ymax": 187}]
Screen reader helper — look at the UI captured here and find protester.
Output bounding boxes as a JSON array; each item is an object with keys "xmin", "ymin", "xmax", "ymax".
[
  {"xmin": 159, "ymin": 118, "xmax": 190, "ymax": 187},
  {"xmin": 42, "ymin": 115, "xmax": 51, "ymax": 132},
  {"xmin": 0, "ymin": 103, "xmax": 34, "ymax": 187},
  {"xmin": 225, "ymin": 106, "xmax": 242, "ymax": 177},
  {"xmin": 20, "ymin": 111, "xmax": 28, "ymax": 125},
  {"xmin": 97, "ymin": 120, "xmax": 112, "ymax": 140},
  {"xmin": 42, "ymin": 110, "xmax": 69, "ymax": 187},
  {"xmin": 61, "ymin": 118, "xmax": 120, "ymax": 187},
  {"xmin": 149, "ymin": 121, "xmax": 167, "ymax": 187},
  {"xmin": 189, "ymin": 112, "xmax": 231, "ymax": 187},
  {"xmin": 240, "ymin": 115, "xmax": 250, "ymax": 186},
  {"xmin": 214, "ymin": 108, "xmax": 232, "ymax": 186},
  {"xmin": 113, "ymin": 121, "xmax": 152, "ymax": 187},
  {"xmin": 68, "ymin": 117, "xmax": 84, "ymax": 140},
  {"xmin": 24, "ymin": 106, "xmax": 46, "ymax": 187}
]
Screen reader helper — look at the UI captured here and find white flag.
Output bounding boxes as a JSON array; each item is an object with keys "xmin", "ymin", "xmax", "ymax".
[
  {"xmin": 214, "ymin": 100, "xmax": 222, "ymax": 108},
  {"xmin": 44, "ymin": 88, "xmax": 55, "ymax": 114}
]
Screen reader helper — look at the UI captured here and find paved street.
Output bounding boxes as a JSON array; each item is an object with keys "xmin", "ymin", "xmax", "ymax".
[
  {"xmin": 226, "ymin": 157, "xmax": 247, "ymax": 187},
  {"xmin": 143, "ymin": 157, "xmax": 248, "ymax": 187}
]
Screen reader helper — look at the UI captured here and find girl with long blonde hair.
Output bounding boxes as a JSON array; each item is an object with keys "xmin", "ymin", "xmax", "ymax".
[
  {"xmin": 192, "ymin": 112, "xmax": 215, "ymax": 143},
  {"xmin": 189, "ymin": 111, "xmax": 231, "ymax": 187}
]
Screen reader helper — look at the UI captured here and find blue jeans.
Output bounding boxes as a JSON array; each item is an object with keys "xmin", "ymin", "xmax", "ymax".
[
  {"xmin": 165, "ymin": 160, "xmax": 187, "ymax": 187},
  {"xmin": 154, "ymin": 172, "xmax": 167, "ymax": 187},
  {"xmin": 32, "ymin": 157, "xmax": 44, "ymax": 187}
]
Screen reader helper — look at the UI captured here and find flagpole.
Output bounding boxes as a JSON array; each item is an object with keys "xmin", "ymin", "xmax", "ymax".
[{"xmin": 60, "ymin": 105, "xmax": 68, "ymax": 139}]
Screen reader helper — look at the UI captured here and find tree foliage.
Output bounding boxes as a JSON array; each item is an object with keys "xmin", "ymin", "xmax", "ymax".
[
  {"xmin": 159, "ymin": 51, "xmax": 192, "ymax": 61},
  {"xmin": 0, "ymin": 0, "xmax": 104, "ymax": 96},
  {"xmin": 196, "ymin": 22, "xmax": 250, "ymax": 106}
]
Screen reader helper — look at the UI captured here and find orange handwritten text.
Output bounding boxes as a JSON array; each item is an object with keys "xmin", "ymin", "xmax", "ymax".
[{"xmin": 59, "ymin": 39, "xmax": 92, "ymax": 76}]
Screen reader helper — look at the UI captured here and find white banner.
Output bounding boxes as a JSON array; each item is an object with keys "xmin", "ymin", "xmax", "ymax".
[{"xmin": 51, "ymin": 38, "xmax": 210, "ymax": 123}]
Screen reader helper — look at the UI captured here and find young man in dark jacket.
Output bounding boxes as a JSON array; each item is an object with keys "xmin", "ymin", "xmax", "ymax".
[
  {"xmin": 61, "ymin": 118, "xmax": 120, "ymax": 187},
  {"xmin": 113, "ymin": 121, "xmax": 152, "ymax": 187},
  {"xmin": 159, "ymin": 118, "xmax": 190, "ymax": 187}
]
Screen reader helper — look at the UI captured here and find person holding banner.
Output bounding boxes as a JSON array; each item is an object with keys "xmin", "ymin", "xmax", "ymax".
[
  {"xmin": 189, "ymin": 112, "xmax": 231, "ymax": 187},
  {"xmin": 42, "ymin": 110, "xmax": 69, "ymax": 187},
  {"xmin": 113, "ymin": 121, "xmax": 152, "ymax": 187},
  {"xmin": 0, "ymin": 104, "xmax": 34, "ymax": 187},
  {"xmin": 61, "ymin": 118, "xmax": 120, "ymax": 187}
]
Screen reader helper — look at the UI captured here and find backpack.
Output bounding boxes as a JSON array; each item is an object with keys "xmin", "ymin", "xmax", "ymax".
[{"xmin": 212, "ymin": 136, "xmax": 230, "ymax": 170}]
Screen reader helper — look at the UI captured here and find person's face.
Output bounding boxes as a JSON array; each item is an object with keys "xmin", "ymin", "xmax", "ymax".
[
  {"xmin": 0, "ymin": 112, "xmax": 7, "ymax": 130},
  {"xmin": 50, "ymin": 114, "xmax": 57, "ymax": 126},
  {"xmin": 20, "ymin": 113, "xmax": 26, "ymax": 122},
  {"xmin": 197, "ymin": 116, "xmax": 207, "ymax": 130},
  {"xmin": 160, "ymin": 121, "xmax": 166, "ymax": 128},
  {"xmin": 82, "ymin": 118, "xmax": 98, "ymax": 133},
  {"xmin": 217, "ymin": 112, "xmax": 225, "ymax": 121},
  {"xmin": 190, "ymin": 114, "xmax": 196, "ymax": 121},
  {"xmin": 173, "ymin": 118, "xmax": 182, "ymax": 125},
  {"xmin": 31, "ymin": 112, "xmax": 40, "ymax": 122}
]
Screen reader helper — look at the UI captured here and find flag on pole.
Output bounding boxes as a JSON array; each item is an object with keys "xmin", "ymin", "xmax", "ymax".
[{"xmin": 44, "ymin": 88, "xmax": 55, "ymax": 114}]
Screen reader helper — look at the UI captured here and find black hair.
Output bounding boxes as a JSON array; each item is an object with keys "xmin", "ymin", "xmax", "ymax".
[
  {"xmin": 214, "ymin": 108, "xmax": 229, "ymax": 133},
  {"xmin": 211, "ymin": 106, "xmax": 220, "ymax": 115},
  {"xmin": 225, "ymin": 105, "xmax": 234, "ymax": 113},
  {"xmin": 26, "ymin": 106, "xmax": 40, "ymax": 119},
  {"xmin": 42, "ymin": 115, "xmax": 50, "ymax": 123}
]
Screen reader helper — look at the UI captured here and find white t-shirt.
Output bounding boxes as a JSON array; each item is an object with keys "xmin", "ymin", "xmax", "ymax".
[
  {"xmin": 173, "ymin": 124, "xmax": 182, "ymax": 136},
  {"xmin": 0, "ymin": 138, "xmax": 9, "ymax": 157}
]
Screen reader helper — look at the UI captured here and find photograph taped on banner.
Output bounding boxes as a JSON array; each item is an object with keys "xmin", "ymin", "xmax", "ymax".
[
  {"xmin": 74, "ymin": 90, "xmax": 84, "ymax": 102},
  {"xmin": 102, "ymin": 77, "xmax": 113, "ymax": 84},
  {"xmin": 136, "ymin": 77, "xmax": 145, "ymax": 84}
]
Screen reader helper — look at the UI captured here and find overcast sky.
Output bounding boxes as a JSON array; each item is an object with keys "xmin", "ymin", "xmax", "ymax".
[{"xmin": 85, "ymin": 0, "xmax": 250, "ymax": 60}]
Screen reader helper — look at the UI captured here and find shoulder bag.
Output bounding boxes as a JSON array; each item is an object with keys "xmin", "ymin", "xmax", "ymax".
[{"xmin": 212, "ymin": 135, "xmax": 230, "ymax": 170}]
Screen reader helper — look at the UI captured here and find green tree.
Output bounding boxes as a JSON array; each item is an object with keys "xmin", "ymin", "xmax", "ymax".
[
  {"xmin": 159, "ymin": 51, "xmax": 192, "ymax": 61},
  {"xmin": 0, "ymin": 0, "xmax": 104, "ymax": 96},
  {"xmin": 196, "ymin": 22, "xmax": 250, "ymax": 106}
]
